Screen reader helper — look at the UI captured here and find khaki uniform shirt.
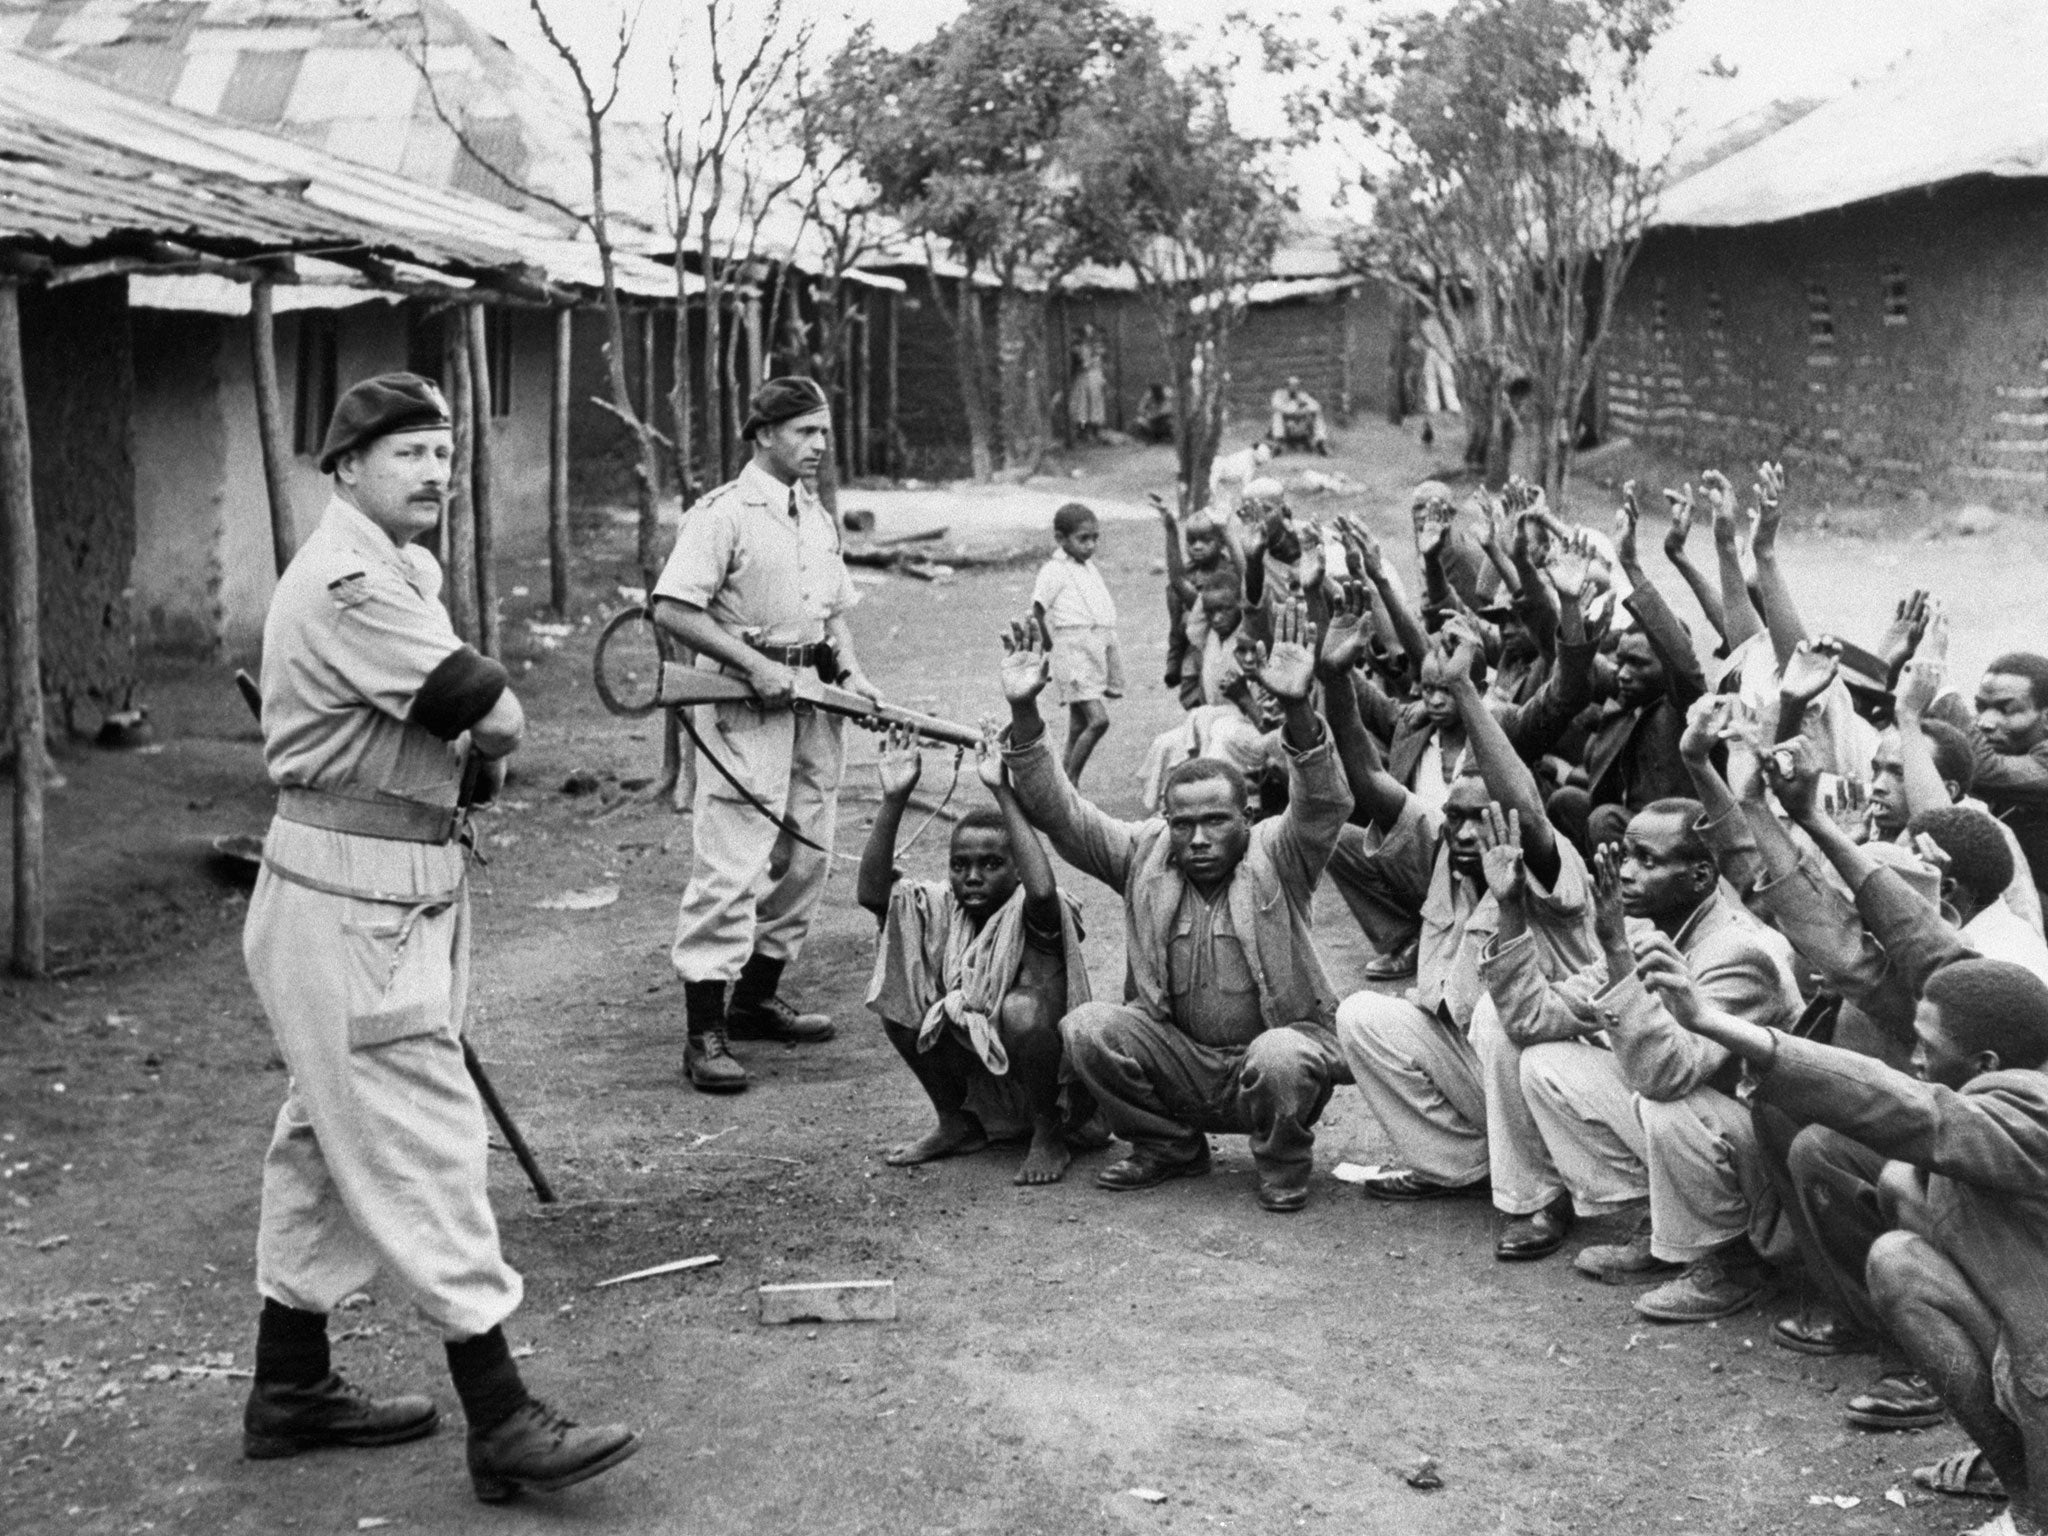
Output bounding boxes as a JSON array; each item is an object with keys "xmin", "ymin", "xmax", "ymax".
[
  {"xmin": 259, "ymin": 495, "xmax": 476, "ymax": 900},
  {"xmin": 652, "ymin": 460, "xmax": 859, "ymax": 647}
]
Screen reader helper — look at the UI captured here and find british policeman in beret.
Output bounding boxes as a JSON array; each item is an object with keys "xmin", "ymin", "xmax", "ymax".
[
  {"xmin": 241, "ymin": 371, "xmax": 638, "ymax": 1499},
  {"xmin": 652, "ymin": 374, "xmax": 884, "ymax": 1090}
]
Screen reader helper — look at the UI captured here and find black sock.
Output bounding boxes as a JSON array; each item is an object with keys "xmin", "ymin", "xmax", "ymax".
[
  {"xmin": 685, "ymin": 980, "xmax": 727, "ymax": 1037},
  {"xmin": 254, "ymin": 1298, "xmax": 330, "ymax": 1388},
  {"xmin": 446, "ymin": 1327, "xmax": 529, "ymax": 1433},
  {"xmin": 730, "ymin": 953, "xmax": 784, "ymax": 1012}
]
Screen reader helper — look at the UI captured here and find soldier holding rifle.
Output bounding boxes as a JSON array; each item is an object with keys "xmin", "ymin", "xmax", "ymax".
[
  {"xmin": 242, "ymin": 374, "xmax": 636, "ymax": 1500},
  {"xmin": 652, "ymin": 376, "xmax": 883, "ymax": 1092}
]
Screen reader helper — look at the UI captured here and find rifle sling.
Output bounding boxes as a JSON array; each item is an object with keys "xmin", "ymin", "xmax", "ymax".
[{"xmin": 676, "ymin": 708, "xmax": 831, "ymax": 856}]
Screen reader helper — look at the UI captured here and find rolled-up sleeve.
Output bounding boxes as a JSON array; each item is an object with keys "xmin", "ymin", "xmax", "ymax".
[{"xmin": 311, "ymin": 570, "xmax": 468, "ymax": 726}]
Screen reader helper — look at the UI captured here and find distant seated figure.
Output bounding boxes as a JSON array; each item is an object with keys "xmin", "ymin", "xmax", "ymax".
[
  {"xmin": 1269, "ymin": 375, "xmax": 1330, "ymax": 456},
  {"xmin": 1133, "ymin": 383, "xmax": 1175, "ymax": 444}
]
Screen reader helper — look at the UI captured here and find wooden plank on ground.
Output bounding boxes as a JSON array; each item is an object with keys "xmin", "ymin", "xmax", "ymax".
[{"xmin": 758, "ymin": 1280, "xmax": 897, "ymax": 1325}]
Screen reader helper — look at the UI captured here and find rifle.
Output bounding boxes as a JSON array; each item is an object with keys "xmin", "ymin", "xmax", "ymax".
[
  {"xmin": 234, "ymin": 668, "xmax": 556, "ymax": 1204},
  {"xmin": 591, "ymin": 606, "xmax": 978, "ymax": 748}
]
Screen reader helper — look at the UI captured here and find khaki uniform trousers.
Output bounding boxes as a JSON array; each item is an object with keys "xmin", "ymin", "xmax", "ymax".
[
  {"xmin": 1061, "ymin": 1003, "xmax": 1345, "ymax": 1192},
  {"xmin": 673, "ymin": 698, "xmax": 845, "ymax": 984},
  {"xmin": 1520, "ymin": 1042, "xmax": 1777, "ymax": 1262},
  {"xmin": 244, "ymin": 821, "xmax": 522, "ymax": 1341}
]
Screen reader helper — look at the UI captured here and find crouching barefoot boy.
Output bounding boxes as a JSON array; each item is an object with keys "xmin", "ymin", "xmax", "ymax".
[{"xmin": 859, "ymin": 725, "xmax": 1099, "ymax": 1185}]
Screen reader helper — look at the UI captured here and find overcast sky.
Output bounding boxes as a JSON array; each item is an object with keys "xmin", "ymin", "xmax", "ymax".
[{"xmin": 464, "ymin": 0, "xmax": 2021, "ymax": 201}]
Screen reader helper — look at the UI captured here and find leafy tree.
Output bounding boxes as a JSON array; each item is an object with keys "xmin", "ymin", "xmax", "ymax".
[
  {"xmin": 823, "ymin": 0, "xmax": 1150, "ymax": 480},
  {"xmin": 1066, "ymin": 39, "xmax": 1291, "ymax": 507},
  {"xmin": 1306, "ymin": 0, "xmax": 1673, "ymax": 498}
]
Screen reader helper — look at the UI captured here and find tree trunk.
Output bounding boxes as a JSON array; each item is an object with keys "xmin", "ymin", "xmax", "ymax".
[
  {"xmin": 995, "ymin": 287, "xmax": 1047, "ymax": 474},
  {"xmin": 548, "ymin": 307, "xmax": 572, "ymax": 615},
  {"xmin": 248, "ymin": 280, "xmax": 296, "ymax": 576},
  {"xmin": 669, "ymin": 290, "xmax": 696, "ymax": 509},
  {"xmin": 442, "ymin": 317, "xmax": 479, "ymax": 646},
  {"xmin": 465, "ymin": 306, "xmax": 500, "ymax": 660},
  {"xmin": 953, "ymin": 277, "xmax": 995, "ymax": 482},
  {"xmin": 0, "ymin": 280, "xmax": 43, "ymax": 978}
]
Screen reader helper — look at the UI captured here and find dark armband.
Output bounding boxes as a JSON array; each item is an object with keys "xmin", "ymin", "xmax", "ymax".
[{"xmin": 409, "ymin": 646, "xmax": 509, "ymax": 740}]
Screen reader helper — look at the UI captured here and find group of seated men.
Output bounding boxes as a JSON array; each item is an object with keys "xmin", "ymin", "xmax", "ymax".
[{"xmin": 858, "ymin": 466, "xmax": 2048, "ymax": 1536}]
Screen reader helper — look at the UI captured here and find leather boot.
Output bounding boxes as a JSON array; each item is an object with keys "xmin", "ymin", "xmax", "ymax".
[
  {"xmin": 686, "ymin": 1027, "xmax": 749, "ymax": 1093},
  {"xmin": 243, "ymin": 1373, "xmax": 438, "ymax": 1459},
  {"xmin": 468, "ymin": 1398, "xmax": 640, "ymax": 1502}
]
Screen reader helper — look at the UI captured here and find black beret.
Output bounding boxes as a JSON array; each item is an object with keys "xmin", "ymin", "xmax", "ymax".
[
  {"xmin": 740, "ymin": 376, "xmax": 830, "ymax": 441},
  {"xmin": 319, "ymin": 372, "xmax": 453, "ymax": 472}
]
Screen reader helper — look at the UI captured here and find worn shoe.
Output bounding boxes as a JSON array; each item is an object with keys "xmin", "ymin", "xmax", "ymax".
[
  {"xmin": 725, "ymin": 993, "xmax": 835, "ymax": 1044},
  {"xmin": 468, "ymin": 1398, "xmax": 640, "ymax": 1503},
  {"xmin": 1573, "ymin": 1214, "xmax": 1682, "ymax": 1285},
  {"xmin": 1362, "ymin": 940, "xmax": 1419, "ymax": 981},
  {"xmin": 1772, "ymin": 1308, "xmax": 1876, "ymax": 1357},
  {"xmin": 1360, "ymin": 1166, "xmax": 1488, "ymax": 1202},
  {"xmin": 1913, "ymin": 1447, "xmax": 2005, "ymax": 1500},
  {"xmin": 1634, "ymin": 1246, "xmax": 1770, "ymax": 1323},
  {"xmin": 685, "ymin": 1029, "xmax": 749, "ymax": 1093},
  {"xmin": 1256, "ymin": 1180, "xmax": 1309, "ymax": 1214},
  {"xmin": 1096, "ymin": 1141, "xmax": 1211, "ymax": 1192},
  {"xmin": 243, "ymin": 1373, "xmax": 438, "ymax": 1460},
  {"xmin": 1496, "ymin": 1193, "xmax": 1575, "ymax": 1262},
  {"xmin": 1845, "ymin": 1371, "xmax": 1947, "ymax": 1431}
]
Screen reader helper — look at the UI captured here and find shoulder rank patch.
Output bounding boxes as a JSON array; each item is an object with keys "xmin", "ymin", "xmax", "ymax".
[{"xmin": 327, "ymin": 571, "xmax": 372, "ymax": 610}]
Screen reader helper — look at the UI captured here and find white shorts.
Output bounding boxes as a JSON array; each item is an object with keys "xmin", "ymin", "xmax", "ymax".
[{"xmin": 1051, "ymin": 626, "xmax": 1125, "ymax": 705}]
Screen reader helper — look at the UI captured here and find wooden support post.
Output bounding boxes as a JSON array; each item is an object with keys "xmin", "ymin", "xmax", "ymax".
[
  {"xmin": 249, "ymin": 279, "xmax": 296, "ymax": 576},
  {"xmin": 465, "ymin": 304, "xmax": 499, "ymax": 659},
  {"xmin": 885, "ymin": 289, "xmax": 900, "ymax": 478},
  {"xmin": 639, "ymin": 305, "xmax": 658, "ymax": 442},
  {"xmin": 0, "ymin": 280, "xmax": 44, "ymax": 978},
  {"xmin": 442, "ymin": 313, "xmax": 478, "ymax": 646},
  {"xmin": 549, "ymin": 306, "xmax": 572, "ymax": 616}
]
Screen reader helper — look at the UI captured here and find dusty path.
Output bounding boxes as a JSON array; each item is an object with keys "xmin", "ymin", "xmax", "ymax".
[{"xmin": 4, "ymin": 420, "xmax": 2032, "ymax": 1535}]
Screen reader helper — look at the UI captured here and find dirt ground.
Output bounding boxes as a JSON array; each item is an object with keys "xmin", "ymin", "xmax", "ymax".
[{"xmin": 5, "ymin": 416, "xmax": 2043, "ymax": 1536}]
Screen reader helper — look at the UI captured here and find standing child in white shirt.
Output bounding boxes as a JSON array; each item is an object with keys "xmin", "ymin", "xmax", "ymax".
[{"xmin": 1032, "ymin": 502, "xmax": 1123, "ymax": 786}]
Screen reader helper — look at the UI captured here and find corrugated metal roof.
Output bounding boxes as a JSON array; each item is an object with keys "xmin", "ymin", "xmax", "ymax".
[
  {"xmin": 0, "ymin": 46, "xmax": 678, "ymax": 297},
  {"xmin": 1653, "ymin": 1, "xmax": 2048, "ymax": 229}
]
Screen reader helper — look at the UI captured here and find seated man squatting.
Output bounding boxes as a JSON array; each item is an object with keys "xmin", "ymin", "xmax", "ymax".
[{"xmin": 999, "ymin": 601, "xmax": 1356, "ymax": 1213}]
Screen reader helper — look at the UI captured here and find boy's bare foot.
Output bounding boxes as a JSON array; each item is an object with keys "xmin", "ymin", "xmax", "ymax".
[
  {"xmin": 885, "ymin": 1114, "xmax": 987, "ymax": 1166},
  {"xmin": 1014, "ymin": 1123, "xmax": 1072, "ymax": 1186}
]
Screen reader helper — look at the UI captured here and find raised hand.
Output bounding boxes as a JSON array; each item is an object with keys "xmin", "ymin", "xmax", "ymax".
[
  {"xmin": 1663, "ymin": 481, "xmax": 1694, "ymax": 558},
  {"xmin": 1630, "ymin": 932, "xmax": 1703, "ymax": 1030},
  {"xmin": 1749, "ymin": 461, "xmax": 1785, "ymax": 554},
  {"xmin": 1698, "ymin": 471, "xmax": 1739, "ymax": 547},
  {"xmin": 1472, "ymin": 490, "xmax": 1507, "ymax": 552},
  {"xmin": 1338, "ymin": 516, "xmax": 1386, "ymax": 583},
  {"xmin": 1615, "ymin": 483, "xmax": 1641, "ymax": 570},
  {"xmin": 974, "ymin": 722, "xmax": 1005, "ymax": 793},
  {"xmin": 1878, "ymin": 590, "xmax": 1930, "ymax": 676},
  {"xmin": 1544, "ymin": 530, "xmax": 1593, "ymax": 600},
  {"xmin": 1763, "ymin": 733, "xmax": 1824, "ymax": 823},
  {"xmin": 1477, "ymin": 803, "xmax": 1526, "ymax": 905},
  {"xmin": 1895, "ymin": 655, "xmax": 1945, "ymax": 722},
  {"xmin": 1416, "ymin": 497, "xmax": 1453, "ymax": 559},
  {"xmin": 1319, "ymin": 581, "xmax": 1372, "ymax": 677},
  {"xmin": 1680, "ymin": 693, "xmax": 1735, "ymax": 766},
  {"xmin": 1438, "ymin": 613, "xmax": 1487, "ymax": 682},
  {"xmin": 1243, "ymin": 597, "xmax": 1318, "ymax": 702},
  {"xmin": 1591, "ymin": 842, "xmax": 1628, "ymax": 952},
  {"xmin": 1150, "ymin": 489, "xmax": 1176, "ymax": 529},
  {"xmin": 1922, "ymin": 596, "xmax": 1951, "ymax": 666},
  {"xmin": 999, "ymin": 616, "xmax": 1052, "ymax": 705},
  {"xmin": 1779, "ymin": 637, "xmax": 1843, "ymax": 709},
  {"xmin": 875, "ymin": 722, "xmax": 923, "ymax": 800}
]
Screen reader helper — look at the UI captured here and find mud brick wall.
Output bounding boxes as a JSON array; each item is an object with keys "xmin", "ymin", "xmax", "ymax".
[
  {"xmin": 1602, "ymin": 178, "xmax": 2048, "ymax": 508},
  {"xmin": 17, "ymin": 278, "xmax": 136, "ymax": 727}
]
